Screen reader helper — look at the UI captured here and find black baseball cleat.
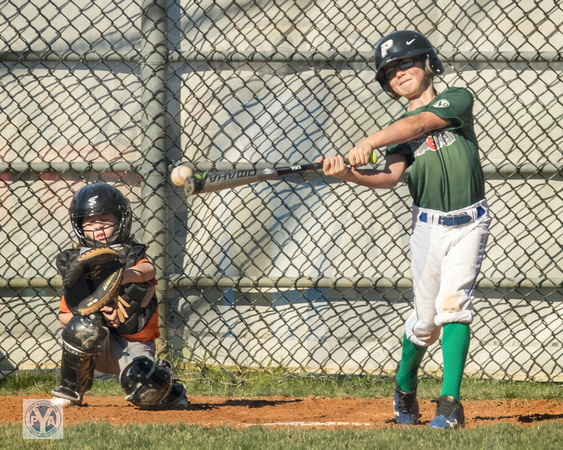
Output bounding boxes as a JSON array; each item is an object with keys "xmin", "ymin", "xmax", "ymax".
[
  {"xmin": 429, "ymin": 395, "xmax": 465, "ymax": 429},
  {"xmin": 393, "ymin": 381, "xmax": 419, "ymax": 425}
]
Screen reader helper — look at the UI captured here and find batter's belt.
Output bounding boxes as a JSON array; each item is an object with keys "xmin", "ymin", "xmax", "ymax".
[{"xmin": 418, "ymin": 205, "xmax": 486, "ymax": 227}]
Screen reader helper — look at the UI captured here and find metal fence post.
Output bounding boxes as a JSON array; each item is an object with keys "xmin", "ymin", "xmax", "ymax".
[{"xmin": 139, "ymin": 0, "xmax": 170, "ymax": 347}]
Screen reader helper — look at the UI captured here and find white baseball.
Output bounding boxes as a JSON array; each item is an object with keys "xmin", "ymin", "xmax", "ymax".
[{"xmin": 170, "ymin": 165, "xmax": 193, "ymax": 187}]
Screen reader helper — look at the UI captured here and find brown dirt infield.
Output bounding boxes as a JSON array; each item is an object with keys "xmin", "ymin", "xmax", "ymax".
[{"xmin": 4, "ymin": 395, "xmax": 563, "ymax": 428}]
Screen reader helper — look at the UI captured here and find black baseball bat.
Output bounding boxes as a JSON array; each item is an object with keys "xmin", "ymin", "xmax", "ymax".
[
  {"xmin": 183, "ymin": 162, "xmax": 325, "ymax": 196},
  {"xmin": 181, "ymin": 152, "xmax": 377, "ymax": 196}
]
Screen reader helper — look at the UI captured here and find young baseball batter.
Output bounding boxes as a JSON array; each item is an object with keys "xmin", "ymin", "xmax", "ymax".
[
  {"xmin": 320, "ymin": 30, "xmax": 491, "ymax": 428},
  {"xmin": 51, "ymin": 183, "xmax": 188, "ymax": 409}
]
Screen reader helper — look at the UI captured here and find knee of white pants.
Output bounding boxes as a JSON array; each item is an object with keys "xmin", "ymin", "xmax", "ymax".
[
  {"xmin": 405, "ymin": 314, "xmax": 441, "ymax": 347},
  {"xmin": 435, "ymin": 287, "xmax": 474, "ymax": 326},
  {"xmin": 435, "ymin": 310, "xmax": 473, "ymax": 327}
]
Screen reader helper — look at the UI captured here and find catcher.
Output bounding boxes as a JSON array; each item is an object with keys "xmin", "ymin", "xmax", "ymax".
[{"xmin": 51, "ymin": 183, "xmax": 188, "ymax": 409}]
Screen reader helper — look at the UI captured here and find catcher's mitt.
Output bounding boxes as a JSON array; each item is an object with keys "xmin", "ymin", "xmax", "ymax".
[{"xmin": 63, "ymin": 247, "xmax": 125, "ymax": 316}]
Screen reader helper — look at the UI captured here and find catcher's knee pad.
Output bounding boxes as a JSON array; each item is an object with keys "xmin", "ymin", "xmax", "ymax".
[
  {"xmin": 61, "ymin": 315, "xmax": 109, "ymax": 353},
  {"xmin": 51, "ymin": 315, "xmax": 109, "ymax": 403},
  {"xmin": 120, "ymin": 356, "xmax": 173, "ymax": 407}
]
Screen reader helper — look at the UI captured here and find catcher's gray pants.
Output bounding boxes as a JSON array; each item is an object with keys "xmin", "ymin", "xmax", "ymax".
[{"xmin": 95, "ymin": 332, "xmax": 156, "ymax": 375}]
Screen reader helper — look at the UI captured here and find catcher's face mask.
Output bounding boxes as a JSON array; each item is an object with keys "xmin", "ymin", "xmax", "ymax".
[{"xmin": 82, "ymin": 212, "xmax": 119, "ymax": 245}]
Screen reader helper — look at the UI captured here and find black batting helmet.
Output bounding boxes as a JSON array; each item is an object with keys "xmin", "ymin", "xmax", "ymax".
[
  {"xmin": 375, "ymin": 30, "xmax": 444, "ymax": 99},
  {"xmin": 69, "ymin": 183, "xmax": 132, "ymax": 247}
]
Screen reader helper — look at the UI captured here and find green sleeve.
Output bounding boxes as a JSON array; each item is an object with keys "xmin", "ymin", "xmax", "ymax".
[
  {"xmin": 426, "ymin": 87, "xmax": 474, "ymax": 130},
  {"xmin": 385, "ymin": 87, "xmax": 475, "ymax": 166}
]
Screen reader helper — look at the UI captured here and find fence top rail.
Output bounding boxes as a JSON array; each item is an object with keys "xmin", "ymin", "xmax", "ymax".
[
  {"xmin": 1, "ymin": 50, "xmax": 562, "ymax": 64},
  {"xmin": 1, "ymin": 162, "xmax": 562, "ymax": 180},
  {"xmin": 3, "ymin": 276, "xmax": 558, "ymax": 291}
]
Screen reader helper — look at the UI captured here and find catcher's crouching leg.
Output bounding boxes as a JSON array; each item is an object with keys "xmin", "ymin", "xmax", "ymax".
[
  {"xmin": 119, "ymin": 356, "xmax": 188, "ymax": 409},
  {"xmin": 160, "ymin": 360, "xmax": 189, "ymax": 409},
  {"xmin": 51, "ymin": 315, "xmax": 109, "ymax": 404}
]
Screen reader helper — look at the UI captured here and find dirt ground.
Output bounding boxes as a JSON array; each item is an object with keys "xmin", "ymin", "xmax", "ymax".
[{"xmin": 5, "ymin": 395, "xmax": 563, "ymax": 428}]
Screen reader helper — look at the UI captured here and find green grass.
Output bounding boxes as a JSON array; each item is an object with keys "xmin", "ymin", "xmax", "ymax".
[
  {"xmin": 2, "ymin": 422, "xmax": 563, "ymax": 450},
  {"xmin": 2, "ymin": 369, "xmax": 562, "ymax": 401},
  {"xmin": 2, "ymin": 370, "xmax": 562, "ymax": 449}
]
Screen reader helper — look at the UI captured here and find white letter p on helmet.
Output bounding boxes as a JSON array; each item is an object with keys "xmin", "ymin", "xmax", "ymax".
[{"xmin": 380, "ymin": 39, "xmax": 394, "ymax": 59}]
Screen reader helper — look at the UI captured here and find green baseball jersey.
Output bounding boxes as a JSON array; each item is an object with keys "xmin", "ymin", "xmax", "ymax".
[{"xmin": 386, "ymin": 87, "xmax": 485, "ymax": 212}]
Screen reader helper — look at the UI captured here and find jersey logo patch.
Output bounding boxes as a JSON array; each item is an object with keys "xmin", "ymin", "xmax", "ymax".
[
  {"xmin": 432, "ymin": 99, "xmax": 450, "ymax": 108},
  {"xmin": 412, "ymin": 130, "xmax": 456, "ymax": 158},
  {"xmin": 425, "ymin": 136, "xmax": 436, "ymax": 150}
]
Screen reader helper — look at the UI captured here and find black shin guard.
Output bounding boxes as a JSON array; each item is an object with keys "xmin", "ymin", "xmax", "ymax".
[{"xmin": 51, "ymin": 315, "xmax": 108, "ymax": 403}]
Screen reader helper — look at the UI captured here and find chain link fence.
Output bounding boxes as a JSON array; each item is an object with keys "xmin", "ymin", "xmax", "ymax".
[{"xmin": 1, "ymin": 0, "xmax": 561, "ymax": 382}]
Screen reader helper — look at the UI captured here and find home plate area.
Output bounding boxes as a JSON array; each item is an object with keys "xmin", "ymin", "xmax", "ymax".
[{"xmin": 5, "ymin": 395, "xmax": 563, "ymax": 428}]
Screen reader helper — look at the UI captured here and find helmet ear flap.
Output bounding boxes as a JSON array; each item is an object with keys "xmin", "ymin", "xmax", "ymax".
[{"xmin": 424, "ymin": 54, "xmax": 445, "ymax": 77}]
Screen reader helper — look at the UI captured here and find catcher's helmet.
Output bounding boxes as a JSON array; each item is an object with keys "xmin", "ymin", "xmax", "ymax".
[
  {"xmin": 120, "ymin": 356, "xmax": 173, "ymax": 407},
  {"xmin": 375, "ymin": 30, "xmax": 444, "ymax": 99},
  {"xmin": 69, "ymin": 183, "xmax": 132, "ymax": 247}
]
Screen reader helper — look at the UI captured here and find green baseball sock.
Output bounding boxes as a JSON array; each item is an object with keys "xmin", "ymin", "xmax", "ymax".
[
  {"xmin": 441, "ymin": 322, "xmax": 470, "ymax": 401},
  {"xmin": 396, "ymin": 333, "xmax": 427, "ymax": 392}
]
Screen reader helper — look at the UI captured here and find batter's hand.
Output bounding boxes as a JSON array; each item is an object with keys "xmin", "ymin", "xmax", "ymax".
[
  {"xmin": 349, "ymin": 142, "xmax": 375, "ymax": 168},
  {"xmin": 317, "ymin": 156, "xmax": 350, "ymax": 179}
]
